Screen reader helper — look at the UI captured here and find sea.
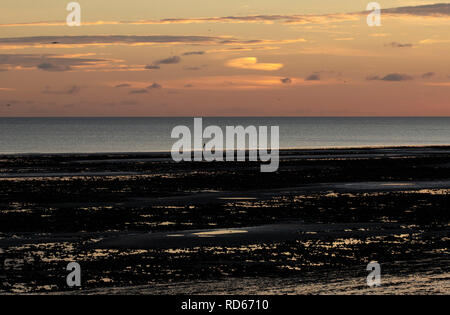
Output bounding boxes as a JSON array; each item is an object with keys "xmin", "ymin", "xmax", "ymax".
[{"xmin": 0, "ymin": 117, "xmax": 449, "ymax": 154}]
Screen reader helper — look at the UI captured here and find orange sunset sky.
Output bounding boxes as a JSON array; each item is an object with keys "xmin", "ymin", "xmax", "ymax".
[{"xmin": 0, "ymin": 0, "xmax": 449, "ymax": 116}]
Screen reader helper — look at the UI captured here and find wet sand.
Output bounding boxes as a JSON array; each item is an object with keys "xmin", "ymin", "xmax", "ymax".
[
  {"xmin": 55, "ymin": 258, "xmax": 450, "ymax": 295},
  {"xmin": 92, "ymin": 221, "xmax": 416, "ymax": 250},
  {"xmin": 0, "ymin": 146, "xmax": 449, "ymax": 294}
]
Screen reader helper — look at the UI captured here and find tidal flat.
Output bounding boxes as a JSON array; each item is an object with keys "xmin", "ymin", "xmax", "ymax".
[{"xmin": 0, "ymin": 146, "xmax": 449, "ymax": 294}]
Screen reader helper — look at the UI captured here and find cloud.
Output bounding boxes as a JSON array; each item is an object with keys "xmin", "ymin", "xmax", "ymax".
[
  {"xmin": 151, "ymin": 4, "xmax": 448, "ymax": 25},
  {"xmin": 385, "ymin": 42, "xmax": 414, "ymax": 48},
  {"xmin": 1, "ymin": 4, "xmax": 449, "ymax": 31},
  {"xmin": 129, "ymin": 89, "xmax": 148, "ymax": 94},
  {"xmin": 145, "ymin": 65, "xmax": 160, "ymax": 70},
  {"xmin": 42, "ymin": 85, "xmax": 80, "ymax": 94},
  {"xmin": 183, "ymin": 66, "xmax": 202, "ymax": 71},
  {"xmin": 115, "ymin": 83, "xmax": 131, "ymax": 88},
  {"xmin": 147, "ymin": 83, "xmax": 162, "ymax": 89},
  {"xmin": 280, "ymin": 77, "xmax": 292, "ymax": 84},
  {"xmin": 333, "ymin": 38, "xmax": 355, "ymax": 41},
  {"xmin": 37, "ymin": 62, "xmax": 71, "ymax": 71},
  {"xmin": 207, "ymin": 46, "xmax": 280, "ymax": 53},
  {"xmin": 367, "ymin": 73, "xmax": 413, "ymax": 81},
  {"xmin": 226, "ymin": 57, "xmax": 283, "ymax": 71},
  {"xmin": 182, "ymin": 51, "xmax": 205, "ymax": 56},
  {"xmin": 0, "ymin": 35, "xmax": 224, "ymax": 49},
  {"xmin": 421, "ymin": 72, "xmax": 435, "ymax": 79},
  {"xmin": 0, "ymin": 53, "xmax": 112, "ymax": 71},
  {"xmin": 219, "ymin": 38, "xmax": 306, "ymax": 45},
  {"xmin": 305, "ymin": 73, "xmax": 321, "ymax": 81},
  {"xmin": 163, "ymin": 75, "xmax": 330, "ymax": 90},
  {"xmin": 419, "ymin": 39, "xmax": 450, "ymax": 45},
  {"xmin": 0, "ymin": 15, "xmax": 354, "ymax": 27},
  {"xmin": 382, "ymin": 3, "xmax": 450, "ymax": 17},
  {"xmin": 0, "ymin": 35, "xmax": 306, "ymax": 51},
  {"xmin": 145, "ymin": 56, "xmax": 182, "ymax": 70},
  {"xmin": 154, "ymin": 56, "xmax": 181, "ymax": 65}
]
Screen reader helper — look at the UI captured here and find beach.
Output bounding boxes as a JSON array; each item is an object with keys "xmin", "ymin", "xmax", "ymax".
[{"xmin": 0, "ymin": 146, "xmax": 449, "ymax": 294}]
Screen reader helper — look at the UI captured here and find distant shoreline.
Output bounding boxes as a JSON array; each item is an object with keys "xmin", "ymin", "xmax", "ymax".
[{"xmin": 2, "ymin": 116, "xmax": 450, "ymax": 118}]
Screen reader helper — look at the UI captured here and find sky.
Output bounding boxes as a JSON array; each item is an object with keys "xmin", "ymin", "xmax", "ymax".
[{"xmin": 0, "ymin": 0, "xmax": 449, "ymax": 116}]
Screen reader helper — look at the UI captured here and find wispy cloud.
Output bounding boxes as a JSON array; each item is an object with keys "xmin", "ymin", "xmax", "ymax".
[
  {"xmin": 183, "ymin": 66, "xmax": 203, "ymax": 71},
  {"xmin": 0, "ymin": 53, "xmax": 114, "ymax": 71},
  {"xmin": 367, "ymin": 73, "xmax": 413, "ymax": 82},
  {"xmin": 154, "ymin": 56, "xmax": 181, "ymax": 65},
  {"xmin": 143, "ymin": 56, "xmax": 182, "ymax": 70},
  {"xmin": 0, "ymin": 35, "xmax": 306, "ymax": 50},
  {"xmin": 37, "ymin": 62, "xmax": 71, "ymax": 72},
  {"xmin": 109, "ymin": 75, "xmax": 333, "ymax": 91},
  {"xmin": 0, "ymin": 35, "xmax": 224, "ymax": 49},
  {"xmin": 182, "ymin": 51, "xmax": 205, "ymax": 56},
  {"xmin": 382, "ymin": 3, "xmax": 450, "ymax": 17},
  {"xmin": 159, "ymin": 75, "xmax": 336, "ymax": 90},
  {"xmin": 333, "ymin": 37, "xmax": 355, "ymax": 41},
  {"xmin": 419, "ymin": 38, "xmax": 450, "ymax": 44},
  {"xmin": 145, "ymin": 65, "xmax": 160, "ymax": 70},
  {"xmin": 1, "ymin": 4, "xmax": 448, "ymax": 29},
  {"xmin": 42, "ymin": 85, "xmax": 81, "ymax": 95},
  {"xmin": 385, "ymin": 42, "xmax": 414, "ymax": 48},
  {"xmin": 115, "ymin": 83, "xmax": 131, "ymax": 88}
]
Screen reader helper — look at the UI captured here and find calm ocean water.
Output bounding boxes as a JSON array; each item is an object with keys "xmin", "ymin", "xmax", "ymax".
[{"xmin": 0, "ymin": 117, "xmax": 449, "ymax": 154}]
